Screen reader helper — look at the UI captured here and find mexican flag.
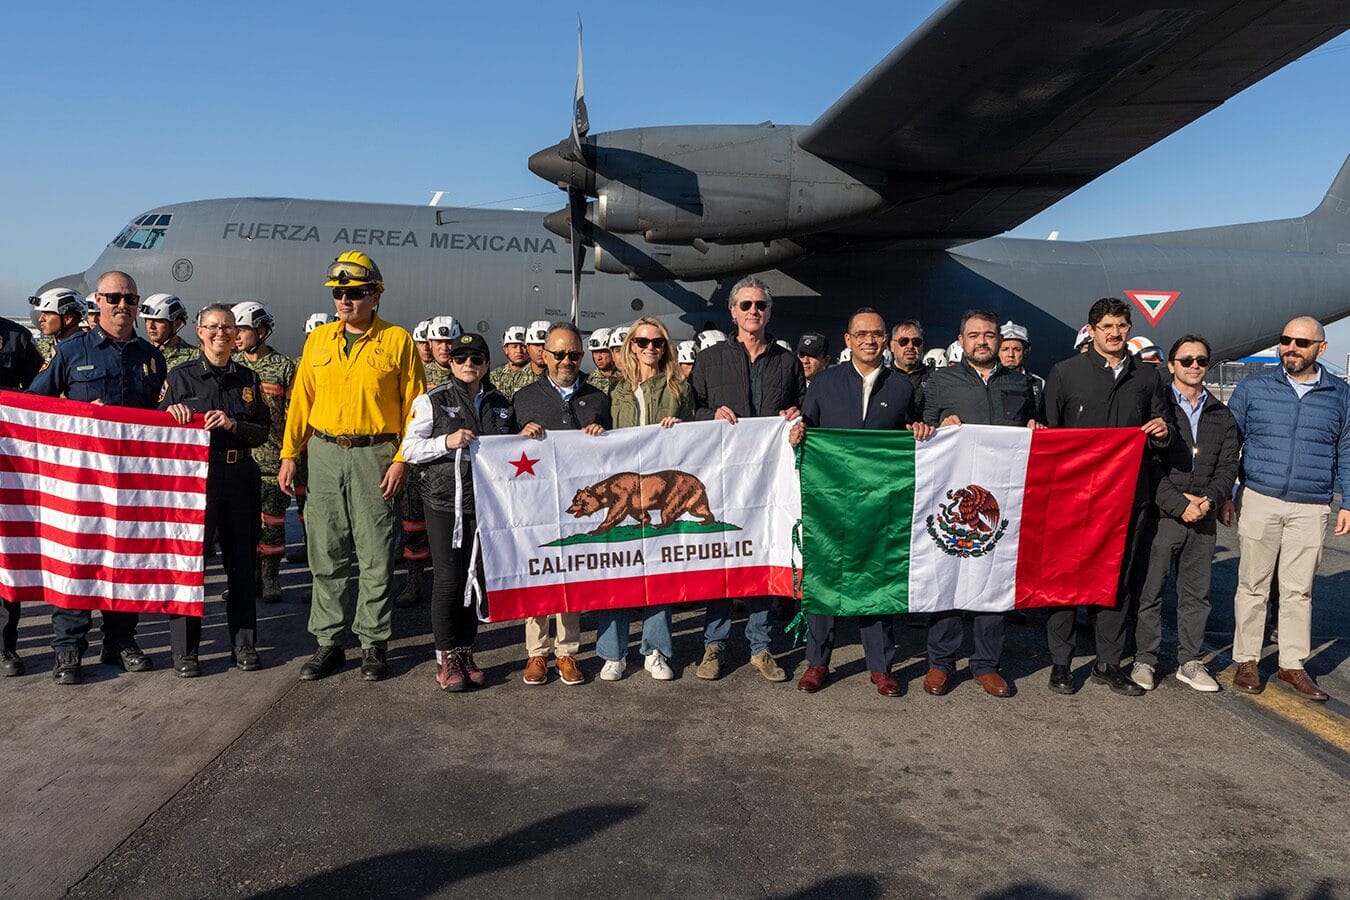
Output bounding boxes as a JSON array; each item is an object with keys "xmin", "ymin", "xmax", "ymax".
[{"xmin": 797, "ymin": 424, "xmax": 1146, "ymax": 615}]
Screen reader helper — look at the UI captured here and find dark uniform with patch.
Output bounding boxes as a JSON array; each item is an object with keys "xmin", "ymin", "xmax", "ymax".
[
  {"xmin": 29, "ymin": 326, "xmax": 167, "ymax": 661},
  {"xmin": 0, "ymin": 317, "xmax": 44, "ymax": 669},
  {"xmin": 161, "ymin": 357, "xmax": 271, "ymax": 659}
]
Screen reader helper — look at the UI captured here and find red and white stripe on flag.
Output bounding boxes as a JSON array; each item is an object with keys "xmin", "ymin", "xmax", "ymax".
[{"xmin": 0, "ymin": 391, "xmax": 210, "ymax": 616}]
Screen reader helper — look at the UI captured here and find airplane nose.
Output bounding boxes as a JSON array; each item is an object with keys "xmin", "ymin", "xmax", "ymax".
[{"xmin": 528, "ymin": 140, "xmax": 575, "ymax": 187}]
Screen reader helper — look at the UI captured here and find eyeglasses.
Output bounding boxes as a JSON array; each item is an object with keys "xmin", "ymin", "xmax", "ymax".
[
  {"xmin": 1173, "ymin": 355, "xmax": 1210, "ymax": 368},
  {"xmin": 631, "ymin": 336, "xmax": 667, "ymax": 350},
  {"xmin": 850, "ymin": 330, "xmax": 886, "ymax": 341},
  {"xmin": 332, "ymin": 286, "xmax": 377, "ymax": 301},
  {"xmin": 99, "ymin": 292, "xmax": 140, "ymax": 306},
  {"xmin": 736, "ymin": 300, "xmax": 769, "ymax": 312},
  {"xmin": 1279, "ymin": 335, "xmax": 1319, "ymax": 349},
  {"xmin": 891, "ymin": 336, "xmax": 922, "ymax": 348},
  {"xmin": 200, "ymin": 324, "xmax": 237, "ymax": 333},
  {"xmin": 327, "ymin": 261, "xmax": 379, "ymax": 285},
  {"xmin": 450, "ymin": 353, "xmax": 487, "ymax": 366},
  {"xmin": 547, "ymin": 349, "xmax": 585, "ymax": 362}
]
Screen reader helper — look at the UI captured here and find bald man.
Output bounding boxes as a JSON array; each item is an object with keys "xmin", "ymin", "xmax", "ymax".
[{"xmin": 1227, "ymin": 316, "xmax": 1350, "ymax": 701}]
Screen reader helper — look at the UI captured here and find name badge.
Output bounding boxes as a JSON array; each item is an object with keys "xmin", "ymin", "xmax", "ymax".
[{"xmin": 76, "ymin": 365, "xmax": 95, "ymax": 372}]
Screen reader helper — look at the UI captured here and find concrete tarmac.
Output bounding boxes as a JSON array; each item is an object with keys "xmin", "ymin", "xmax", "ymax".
[{"xmin": 2, "ymin": 521, "xmax": 1347, "ymax": 899}]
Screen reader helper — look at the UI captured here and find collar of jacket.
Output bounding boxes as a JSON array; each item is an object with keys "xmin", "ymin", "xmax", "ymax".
[
  {"xmin": 1262, "ymin": 361, "xmax": 1332, "ymax": 393},
  {"xmin": 729, "ymin": 332, "xmax": 783, "ymax": 358},
  {"xmin": 1086, "ymin": 344, "xmax": 1137, "ymax": 377}
]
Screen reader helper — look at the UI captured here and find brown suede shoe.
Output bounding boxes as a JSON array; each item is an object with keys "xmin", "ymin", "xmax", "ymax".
[
  {"xmin": 522, "ymin": 655, "xmax": 548, "ymax": 686},
  {"xmin": 556, "ymin": 655, "xmax": 585, "ymax": 686},
  {"xmin": 870, "ymin": 671, "xmax": 901, "ymax": 697},
  {"xmin": 1232, "ymin": 660, "xmax": 1263, "ymax": 694},
  {"xmin": 797, "ymin": 664, "xmax": 828, "ymax": 693},
  {"xmin": 975, "ymin": 671, "xmax": 1011, "ymax": 698},
  {"xmin": 923, "ymin": 667, "xmax": 952, "ymax": 696},
  {"xmin": 1278, "ymin": 668, "xmax": 1329, "ymax": 701}
]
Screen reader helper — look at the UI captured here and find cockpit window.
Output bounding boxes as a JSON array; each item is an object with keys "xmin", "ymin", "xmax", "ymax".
[{"xmin": 110, "ymin": 214, "xmax": 172, "ymax": 249}]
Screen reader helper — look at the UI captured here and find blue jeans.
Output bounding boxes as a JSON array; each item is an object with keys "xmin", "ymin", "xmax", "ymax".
[
  {"xmin": 703, "ymin": 597, "xmax": 772, "ymax": 654},
  {"xmin": 595, "ymin": 606, "xmax": 673, "ymax": 661}
]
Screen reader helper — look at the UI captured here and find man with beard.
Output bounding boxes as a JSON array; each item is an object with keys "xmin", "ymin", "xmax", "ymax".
[
  {"xmin": 889, "ymin": 319, "xmax": 935, "ymax": 415},
  {"xmin": 1228, "ymin": 316, "xmax": 1350, "ymax": 701}
]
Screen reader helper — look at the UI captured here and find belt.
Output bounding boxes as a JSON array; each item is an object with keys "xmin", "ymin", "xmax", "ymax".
[
  {"xmin": 211, "ymin": 449, "xmax": 246, "ymax": 464},
  {"xmin": 315, "ymin": 432, "xmax": 398, "ymax": 449}
]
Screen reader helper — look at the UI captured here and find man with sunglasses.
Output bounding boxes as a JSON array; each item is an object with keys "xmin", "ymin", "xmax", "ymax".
[
  {"xmin": 0, "ymin": 311, "xmax": 44, "ymax": 677},
  {"xmin": 278, "ymin": 250, "xmax": 425, "ymax": 683},
  {"xmin": 689, "ymin": 275, "xmax": 804, "ymax": 682},
  {"xmin": 1132, "ymin": 336, "xmax": 1238, "ymax": 693},
  {"xmin": 1228, "ymin": 317, "xmax": 1350, "ymax": 701},
  {"xmin": 29, "ymin": 271, "xmax": 167, "ymax": 684},
  {"xmin": 512, "ymin": 322, "xmax": 611, "ymax": 686},
  {"xmin": 890, "ymin": 320, "xmax": 936, "ymax": 413}
]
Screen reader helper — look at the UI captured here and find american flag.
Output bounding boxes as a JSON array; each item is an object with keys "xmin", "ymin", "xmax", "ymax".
[{"xmin": 0, "ymin": 391, "xmax": 210, "ymax": 616}]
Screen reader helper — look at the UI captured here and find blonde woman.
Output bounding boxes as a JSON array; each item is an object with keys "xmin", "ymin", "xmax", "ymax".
[{"xmin": 596, "ymin": 317, "xmax": 694, "ymax": 681}]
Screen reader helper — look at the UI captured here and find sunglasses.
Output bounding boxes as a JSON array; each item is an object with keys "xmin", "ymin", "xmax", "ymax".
[
  {"xmin": 892, "ymin": 336, "xmax": 922, "ymax": 348},
  {"xmin": 1279, "ymin": 335, "xmax": 1319, "ymax": 349},
  {"xmin": 99, "ymin": 292, "xmax": 140, "ymax": 306},
  {"xmin": 1173, "ymin": 355, "xmax": 1210, "ymax": 368},
  {"xmin": 631, "ymin": 336, "xmax": 667, "ymax": 350},
  {"xmin": 332, "ymin": 286, "xmax": 377, "ymax": 301},
  {"xmin": 547, "ymin": 349, "xmax": 585, "ymax": 362},
  {"xmin": 327, "ymin": 261, "xmax": 378, "ymax": 285},
  {"xmin": 736, "ymin": 300, "xmax": 769, "ymax": 312},
  {"xmin": 450, "ymin": 352, "xmax": 487, "ymax": 366}
]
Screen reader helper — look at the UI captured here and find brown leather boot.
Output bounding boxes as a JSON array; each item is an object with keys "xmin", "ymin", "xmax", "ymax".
[
  {"xmin": 1232, "ymin": 660, "xmax": 1264, "ymax": 694},
  {"xmin": 1277, "ymin": 668, "xmax": 1329, "ymax": 701}
]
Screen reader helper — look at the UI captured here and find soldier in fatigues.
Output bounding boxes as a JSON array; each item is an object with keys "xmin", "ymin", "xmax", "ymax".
[
  {"xmin": 488, "ymin": 324, "xmax": 537, "ymax": 399},
  {"xmin": 232, "ymin": 301, "xmax": 297, "ymax": 604},
  {"xmin": 397, "ymin": 315, "xmax": 462, "ymax": 607},
  {"xmin": 586, "ymin": 326, "xmax": 620, "ymax": 394},
  {"xmin": 140, "ymin": 293, "xmax": 198, "ymax": 375},
  {"xmin": 29, "ymin": 288, "xmax": 85, "ymax": 361}
]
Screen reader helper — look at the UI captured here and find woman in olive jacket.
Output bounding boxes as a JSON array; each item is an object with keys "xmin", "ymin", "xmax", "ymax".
[{"xmin": 596, "ymin": 317, "xmax": 694, "ymax": 682}]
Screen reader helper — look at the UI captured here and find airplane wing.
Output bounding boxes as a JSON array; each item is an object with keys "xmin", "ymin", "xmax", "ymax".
[{"xmin": 798, "ymin": 0, "xmax": 1350, "ymax": 246}]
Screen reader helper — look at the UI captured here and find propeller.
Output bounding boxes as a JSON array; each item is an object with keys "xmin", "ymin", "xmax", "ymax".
[{"xmin": 567, "ymin": 17, "xmax": 589, "ymax": 324}]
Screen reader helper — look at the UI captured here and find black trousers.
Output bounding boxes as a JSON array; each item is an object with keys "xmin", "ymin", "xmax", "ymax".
[
  {"xmin": 1, "ymin": 599, "xmax": 18, "ymax": 652},
  {"xmin": 52, "ymin": 607, "xmax": 138, "ymax": 653},
  {"xmin": 1134, "ymin": 516, "xmax": 1216, "ymax": 667},
  {"xmin": 425, "ymin": 505, "xmax": 480, "ymax": 651},
  {"xmin": 805, "ymin": 613, "xmax": 895, "ymax": 673},
  {"xmin": 171, "ymin": 460, "xmax": 261, "ymax": 658},
  {"xmin": 1046, "ymin": 503, "xmax": 1155, "ymax": 667},
  {"xmin": 927, "ymin": 610, "xmax": 1006, "ymax": 676}
]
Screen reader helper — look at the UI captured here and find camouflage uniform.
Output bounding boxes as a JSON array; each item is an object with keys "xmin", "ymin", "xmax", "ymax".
[
  {"xmin": 488, "ymin": 362, "xmax": 538, "ymax": 400},
  {"xmin": 587, "ymin": 369, "xmax": 620, "ymax": 395},
  {"xmin": 36, "ymin": 335, "xmax": 55, "ymax": 362},
  {"xmin": 423, "ymin": 360, "xmax": 452, "ymax": 388},
  {"xmin": 235, "ymin": 349, "xmax": 298, "ymax": 558},
  {"xmin": 159, "ymin": 337, "xmax": 199, "ymax": 372}
]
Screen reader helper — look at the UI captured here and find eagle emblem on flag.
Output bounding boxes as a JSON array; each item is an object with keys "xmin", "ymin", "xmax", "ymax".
[{"xmin": 925, "ymin": 484, "xmax": 1009, "ymax": 558}]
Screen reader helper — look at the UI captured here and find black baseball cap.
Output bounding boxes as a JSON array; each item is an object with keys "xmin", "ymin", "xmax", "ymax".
[
  {"xmin": 797, "ymin": 332, "xmax": 829, "ymax": 358},
  {"xmin": 449, "ymin": 332, "xmax": 491, "ymax": 361}
]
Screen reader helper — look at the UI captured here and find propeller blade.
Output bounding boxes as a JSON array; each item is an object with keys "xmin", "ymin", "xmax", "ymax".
[
  {"xmin": 570, "ymin": 17, "xmax": 589, "ymax": 162},
  {"xmin": 568, "ymin": 186, "xmax": 586, "ymax": 324}
]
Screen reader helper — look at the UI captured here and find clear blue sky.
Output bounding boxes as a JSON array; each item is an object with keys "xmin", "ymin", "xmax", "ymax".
[{"xmin": 4, "ymin": 2, "xmax": 1349, "ymax": 358}]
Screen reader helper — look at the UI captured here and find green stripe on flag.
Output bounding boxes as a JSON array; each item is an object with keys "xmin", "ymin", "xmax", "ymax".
[{"xmin": 799, "ymin": 428, "xmax": 915, "ymax": 616}]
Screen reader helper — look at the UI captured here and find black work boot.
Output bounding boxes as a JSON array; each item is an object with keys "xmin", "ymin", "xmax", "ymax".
[
  {"xmin": 299, "ymin": 646, "xmax": 345, "ymax": 681},
  {"xmin": 260, "ymin": 556, "xmax": 284, "ymax": 604},
  {"xmin": 394, "ymin": 562, "xmax": 426, "ymax": 608}
]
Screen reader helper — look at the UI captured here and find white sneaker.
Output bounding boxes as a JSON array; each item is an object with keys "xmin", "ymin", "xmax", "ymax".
[
  {"xmin": 1175, "ymin": 660, "xmax": 1220, "ymax": 692},
  {"xmin": 644, "ymin": 651, "xmax": 675, "ymax": 681},
  {"xmin": 1131, "ymin": 662, "xmax": 1156, "ymax": 691},
  {"xmin": 599, "ymin": 658, "xmax": 627, "ymax": 681}
]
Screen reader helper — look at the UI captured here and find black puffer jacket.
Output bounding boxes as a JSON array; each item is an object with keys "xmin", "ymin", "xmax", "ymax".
[
  {"xmin": 511, "ymin": 377, "xmax": 611, "ymax": 432},
  {"xmin": 920, "ymin": 360, "xmax": 1037, "ymax": 427},
  {"xmin": 1153, "ymin": 390, "xmax": 1240, "ymax": 520},
  {"xmin": 690, "ymin": 333, "xmax": 805, "ymax": 419}
]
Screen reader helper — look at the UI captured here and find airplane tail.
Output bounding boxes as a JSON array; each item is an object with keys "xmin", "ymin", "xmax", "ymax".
[{"xmin": 1305, "ymin": 153, "xmax": 1350, "ymax": 247}]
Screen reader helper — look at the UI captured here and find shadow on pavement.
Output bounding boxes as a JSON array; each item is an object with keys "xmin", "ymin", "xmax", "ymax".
[
  {"xmin": 770, "ymin": 874, "xmax": 884, "ymax": 899},
  {"xmin": 243, "ymin": 803, "xmax": 644, "ymax": 899}
]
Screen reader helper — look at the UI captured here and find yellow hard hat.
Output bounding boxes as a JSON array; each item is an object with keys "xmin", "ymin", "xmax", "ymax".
[{"xmin": 324, "ymin": 250, "xmax": 383, "ymax": 288}]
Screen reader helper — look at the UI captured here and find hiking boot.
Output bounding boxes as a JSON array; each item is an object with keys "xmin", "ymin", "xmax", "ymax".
[
  {"xmin": 750, "ymin": 650, "xmax": 786, "ymax": 682},
  {"xmin": 462, "ymin": 649, "xmax": 485, "ymax": 686},
  {"xmin": 696, "ymin": 645, "xmax": 723, "ymax": 681},
  {"xmin": 1175, "ymin": 660, "xmax": 1219, "ymax": 692},
  {"xmin": 260, "ymin": 556, "xmax": 283, "ymax": 604},
  {"xmin": 395, "ymin": 561, "xmax": 426, "ymax": 608},
  {"xmin": 52, "ymin": 649, "xmax": 82, "ymax": 685},
  {"xmin": 438, "ymin": 650, "xmax": 468, "ymax": 692}
]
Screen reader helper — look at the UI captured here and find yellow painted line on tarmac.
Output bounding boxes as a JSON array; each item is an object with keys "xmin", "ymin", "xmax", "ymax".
[{"xmin": 1218, "ymin": 668, "xmax": 1350, "ymax": 754}]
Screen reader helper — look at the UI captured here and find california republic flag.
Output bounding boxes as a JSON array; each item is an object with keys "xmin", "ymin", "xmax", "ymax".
[{"xmin": 473, "ymin": 418, "xmax": 800, "ymax": 620}]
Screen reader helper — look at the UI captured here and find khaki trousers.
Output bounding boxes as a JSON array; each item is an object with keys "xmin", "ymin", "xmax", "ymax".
[
  {"xmin": 1233, "ymin": 488, "xmax": 1329, "ymax": 669},
  {"xmin": 524, "ymin": 613, "xmax": 582, "ymax": 658}
]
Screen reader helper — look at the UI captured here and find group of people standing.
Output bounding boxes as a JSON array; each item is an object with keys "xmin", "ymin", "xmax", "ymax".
[{"xmin": 1, "ymin": 251, "xmax": 1344, "ymax": 707}]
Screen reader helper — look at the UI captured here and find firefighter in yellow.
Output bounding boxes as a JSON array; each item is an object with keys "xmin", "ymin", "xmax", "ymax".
[{"xmin": 279, "ymin": 251, "xmax": 425, "ymax": 682}]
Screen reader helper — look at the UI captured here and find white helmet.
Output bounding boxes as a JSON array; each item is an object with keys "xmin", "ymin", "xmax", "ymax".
[
  {"xmin": 697, "ymin": 329, "xmax": 728, "ymax": 351},
  {"xmin": 305, "ymin": 312, "xmax": 337, "ymax": 334},
  {"xmin": 838, "ymin": 348, "xmax": 852, "ymax": 363},
  {"xmin": 1074, "ymin": 325, "xmax": 1093, "ymax": 349},
  {"xmin": 588, "ymin": 327, "xmax": 612, "ymax": 352},
  {"xmin": 503, "ymin": 325, "xmax": 527, "ymax": 345},
  {"xmin": 1127, "ymin": 336, "xmax": 1163, "ymax": 362},
  {"xmin": 677, "ymin": 339, "xmax": 697, "ymax": 365},
  {"xmin": 85, "ymin": 298, "xmax": 98, "ymax": 316},
  {"xmin": 883, "ymin": 347, "xmax": 894, "ymax": 368},
  {"xmin": 426, "ymin": 316, "xmax": 463, "ymax": 341},
  {"xmin": 946, "ymin": 340, "xmax": 964, "ymax": 364},
  {"xmin": 412, "ymin": 319, "xmax": 432, "ymax": 342},
  {"xmin": 526, "ymin": 319, "xmax": 551, "ymax": 345},
  {"xmin": 30, "ymin": 288, "xmax": 85, "ymax": 318},
  {"xmin": 230, "ymin": 301, "xmax": 274, "ymax": 332},
  {"xmin": 923, "ymin": 348, "xmax": 949, "ymax": 368},
  {"xmin": 1000, "ymin": 320, "xmax": 1029, "ymax": 344},
  {"xmin": 608, "ymin": 325, "xmax": 631, "ymax": 349},
  {"xmin": 775, "ymin": 339, "xmax": 791, "ymax": 352},
  {"xmin": 140, "ymin": 293, "xmax": 187, "ymax": 322}
]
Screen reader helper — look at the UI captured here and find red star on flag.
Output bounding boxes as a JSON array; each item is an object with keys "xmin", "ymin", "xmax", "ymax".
[{"xmin": 510, "ymin": 451, "xmax": 540, "ymax": 477}]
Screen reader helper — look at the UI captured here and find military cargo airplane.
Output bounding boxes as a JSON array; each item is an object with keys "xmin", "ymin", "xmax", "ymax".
[{"xmin": 36, "ymin": 1, "xmax": 1350, "ymax": 366}]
